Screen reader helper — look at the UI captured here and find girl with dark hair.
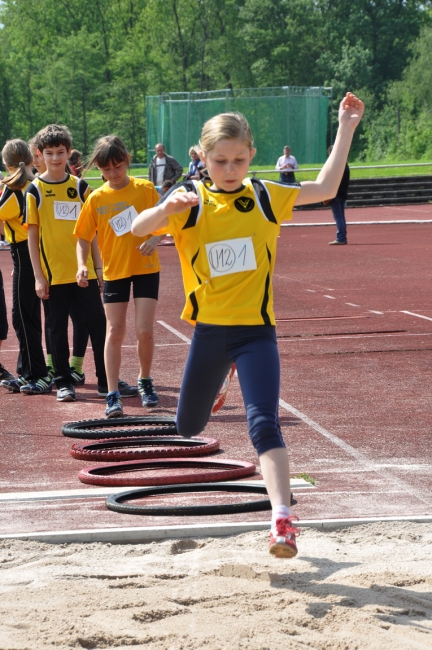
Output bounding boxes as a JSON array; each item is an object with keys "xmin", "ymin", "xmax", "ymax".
[{"xmin": 75, "ymin": 135, "xmax": 163, "ymax": 418}]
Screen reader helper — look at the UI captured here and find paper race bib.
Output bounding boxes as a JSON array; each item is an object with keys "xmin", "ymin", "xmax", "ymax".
[
  {"xmin": 54, "ymin": 201, "xmax": 80, "ymax": 221},
  {"xmin": 205, "ymin": 237, "xmax": 257, "ymax": 278},
  {"xmin": 109, "ymin": 205, "xmax": 138, "ymax": 237}
]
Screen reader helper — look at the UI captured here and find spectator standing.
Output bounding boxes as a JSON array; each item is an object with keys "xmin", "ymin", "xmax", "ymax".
[
  {"xmin": 184, "ymin": 146, "xmax": 205, "ymax": 180},
  {"xmin": 148, "ymin": 144, "xmax": 183, "ymax": 187},
  {"xmin": 276, "ymin": 145, "xmax": 299, "ymax": 184},
  {"xmin": 327, "ymin": 144, "xmax": 350, "ymax": 245}
]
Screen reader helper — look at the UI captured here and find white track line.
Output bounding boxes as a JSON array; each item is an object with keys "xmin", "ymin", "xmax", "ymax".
[
  {"xmin": 402, "ymin": 310, "xmax": 432, "ymax": 322},
  {"xmin": 278, "ymin": 398, "xmax": 431, "ymax": 506},
  {"xmin": 324, "ymin": 295, "xmax": 336, "ymax": 300},
  {"xmin": 0, "ymin": 479, "xmax": 314, "ymax": 503},
  {"xmin": 277, "ymin": 331, "xmax": 432, "ymax": 343},
  {"xmin": 157, "ymin": 320, "xmax": 192, "ymax": 344},
  {"xmin": 345, "ymin": 302, "xmax": 360, "ymax": 307},
  {"xmin": 384, "ymin": 206, "xmax": 432, "ymax": 214},
  {"xmin": 279, "ymin": 399, "xmax": 374, "ymax": 466}
]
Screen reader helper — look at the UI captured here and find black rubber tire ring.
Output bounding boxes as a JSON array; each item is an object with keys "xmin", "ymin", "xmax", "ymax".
[
  {"xmin": 78, "ymin": 458, "xmax": 256, "ymax": 487},
  {"xmin": 70, "ymin": 436, "xmax": 220, "ymax": 462},
  {"xmin": 106, "ymin": 481, "xmax": 271, "ymax": 516},
  {"xmin": 62, "ymin": 416, "xmax": 177, "ymax": 439}
]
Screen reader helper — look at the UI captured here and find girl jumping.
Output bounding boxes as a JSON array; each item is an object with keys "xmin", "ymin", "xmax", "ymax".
[{"xmin": 131, "ymin": 93, "xmax": 364, "ymax": 558}]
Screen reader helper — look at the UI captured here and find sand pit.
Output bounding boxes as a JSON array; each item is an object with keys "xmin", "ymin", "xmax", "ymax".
[{"xmin": 1, "ymin": 521, "xmax": 431, "ymax": 649}]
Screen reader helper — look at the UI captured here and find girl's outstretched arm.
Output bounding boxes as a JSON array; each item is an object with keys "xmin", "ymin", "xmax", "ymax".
[
  {"xmin": 131, "ymin": 190, "xmax": 199, "ymax": 237},
  {"xmin": 294, "ymin": 92, "xmax": 364, "ymax": 207}
]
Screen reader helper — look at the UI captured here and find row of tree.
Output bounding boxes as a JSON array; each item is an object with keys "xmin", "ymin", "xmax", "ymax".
[{"xmin": 0, "ymin": 0, "xmax": 431, "ymax": 162}]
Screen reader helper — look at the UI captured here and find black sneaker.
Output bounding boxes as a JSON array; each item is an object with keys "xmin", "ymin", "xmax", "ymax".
[
  {"xmin": 70, "ymin": 367, "xmax": 85, "ymax": 386},
  {"xmin": 97, "ymin": 380, "xmax": 138, "ymax": 398},
  {"xmin": 1, "ymin": 376, "xmax": 28, "ymax": 393},
  {"xmin": 47, "ymin": 366, "xmax": 56, "ymax": 380},
  {"xmin": 138, "ymin": 377, "xmax": 159, "ymax": 407},
  {"xmin": 56, "ymin": 384, "xmax": 76, "ymax": 402},
  {"xmin": 20, "ymin": 376, "xmax": 53, "ymax": 395},
  {"xmin": 105, "ymin": 390, "xmax": 123, "ymax": 418},
  {"xmin": 0, "ymin": 364, "xmax": 15, "ymax": 382}
]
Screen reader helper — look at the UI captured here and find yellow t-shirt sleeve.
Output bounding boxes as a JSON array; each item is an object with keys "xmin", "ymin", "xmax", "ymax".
[
  {"xmin": 26, "ymin": 191, "xmax": 40, "ymax": 226},
  {"xmin": 266, "ymin": 182, "xmax": 300, "ymax": 223},
  {"xmin": 0, "ymin": 190, "xmax": 20, "ymax": 222},
  {"xmin": 74, "ymin": 198, "xmax": 97, "ymax": 242}
]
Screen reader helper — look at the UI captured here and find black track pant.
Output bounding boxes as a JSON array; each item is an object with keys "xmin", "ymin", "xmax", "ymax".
[
  {"xmin": 10, "ymin": 241, "xmax": 47, "ymax": 380},
  {"xmin": 45, "ymin": 280, "xmax": 107, "ymax": 388},
  {"xmin": 0, "ymin": 269, "xmax": 8, "ymax": 341},
  {"xmin": 43, "ymin": 300, "xmax": 89, "ymax": 358}
]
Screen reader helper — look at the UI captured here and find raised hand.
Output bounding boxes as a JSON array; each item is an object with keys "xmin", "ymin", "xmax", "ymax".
[{"xmin": 338, "ymin": 92, "xmax": 365, "ymax": 131}]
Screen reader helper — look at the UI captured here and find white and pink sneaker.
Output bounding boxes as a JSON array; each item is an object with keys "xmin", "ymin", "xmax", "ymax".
[{"xmin": 269, "ymin": 516, "xmax": 300, "ymax": 558}]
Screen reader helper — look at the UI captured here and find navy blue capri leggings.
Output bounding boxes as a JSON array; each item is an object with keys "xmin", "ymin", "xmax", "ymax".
[{"xmin": 176, "ymin": 323, "xmax": 285, "ymax": 456}]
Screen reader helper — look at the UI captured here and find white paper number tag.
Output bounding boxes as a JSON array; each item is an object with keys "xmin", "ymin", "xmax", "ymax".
[
  {"xmin": 109, "ymin": 205, "xmax": 138, "ymax": 237},
  {"xmin": 205, "ymin": 237, "xmax": 257, "ymax": 278},
  {"xmin": 54, "ymin": 201, "xmax": 80, "ymax": 221}
]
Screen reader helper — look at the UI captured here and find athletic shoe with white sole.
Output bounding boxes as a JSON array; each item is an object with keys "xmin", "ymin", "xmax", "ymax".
[
  {"xmin": 212, "ymin": 364, "xmax": 236, "ymax": 414},
  {"xmin": 56, "ymin": 384, "xmax": 76, "ymax": 402},
  {"xmin": 70, "ymin": 367, "xmax": 85, "ymax": 386},
  {"xmin": 105, "ymin": 390, "xmax": 123, "ymax": 418},
  {"xmin": 269, "ymin": 516, "xmax": 300, "ymax": 558},
  {"xmin": 1, "ymin": 376, "xmax": 28, "ymax": 392},
  {"xmin": 138, "ymin": 377, "xmax": 159, "ymax": 407},
  {"xmin": 20, "ymin": 376, "xmax": 52, "ymax": 395},
  {"xmin": 97, "ymin": 380, "xmax": 137, "ymax": 398}
]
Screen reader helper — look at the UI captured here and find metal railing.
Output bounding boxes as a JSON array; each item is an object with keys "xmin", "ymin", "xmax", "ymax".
[{"xmin": 84, "ymin": 161, "xmax": 432, "ymax": 182}]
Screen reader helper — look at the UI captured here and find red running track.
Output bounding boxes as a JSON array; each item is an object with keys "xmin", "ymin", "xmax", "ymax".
[{"xmin": 1, "ymin": 204, "xmax": 432, "ymax": 534}]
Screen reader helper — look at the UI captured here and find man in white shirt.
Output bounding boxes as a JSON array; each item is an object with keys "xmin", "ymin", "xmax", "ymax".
[
  {"xmin": 148, "ymin": 144, "xmax": 183, "ymax": 187},
  {"xmin": 275, "ymin": 145, "xmax": 299, "ymax": 184}
]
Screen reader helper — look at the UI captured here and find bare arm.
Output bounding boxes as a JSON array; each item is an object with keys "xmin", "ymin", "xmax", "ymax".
[
  {"xmin": 137, "ymin": 234, "xmax": 165, "ymax": 256},
  {"xmin": 76, "ymin": 238, "xmax": 92, "ymax": 287},
  {"xmin": 295, "ymin": 93, "xmax": 364, "ymax": 207},
  {"xmin": 28, "ymin": 224, "xmax": 49, "ymax": 299},
  {"xmin": 90, "ymin": 236, "xmax": 103, "ymax": 291},
  {"xmin": 131, "ymin": 191, "xmax": 199, "ymax": 237}
]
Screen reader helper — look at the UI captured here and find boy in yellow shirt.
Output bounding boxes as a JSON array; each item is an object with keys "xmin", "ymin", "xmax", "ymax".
[{"xmin": 26, "ymin": 124, "xmax": 135, "ymax": 402}]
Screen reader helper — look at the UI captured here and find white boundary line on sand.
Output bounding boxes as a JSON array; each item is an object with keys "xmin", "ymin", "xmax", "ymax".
[{"xmin": 1, "ymin": 515, "xmax": 432, "ymax": 545}]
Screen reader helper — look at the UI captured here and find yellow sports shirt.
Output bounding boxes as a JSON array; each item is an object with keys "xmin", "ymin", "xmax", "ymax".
[
  {"xmin": 74, "ymin": 176, "xmax": 161, "ymax": 281},
  {"xmin": 157, "ymin": 178, "xmax": 300, "ymax": 325},
  {"xmin": 0, "ymin": 181, "xmax": 30, "ymax": 244},
  {"xmin": 25, "ymin": 175, "xmax": 94, "ymax": 285}
]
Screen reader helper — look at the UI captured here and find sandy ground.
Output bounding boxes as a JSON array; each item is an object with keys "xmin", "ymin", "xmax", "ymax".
[{"xmin": 0, "ymin": 522, "xmax": 431, "ymax": 650}]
